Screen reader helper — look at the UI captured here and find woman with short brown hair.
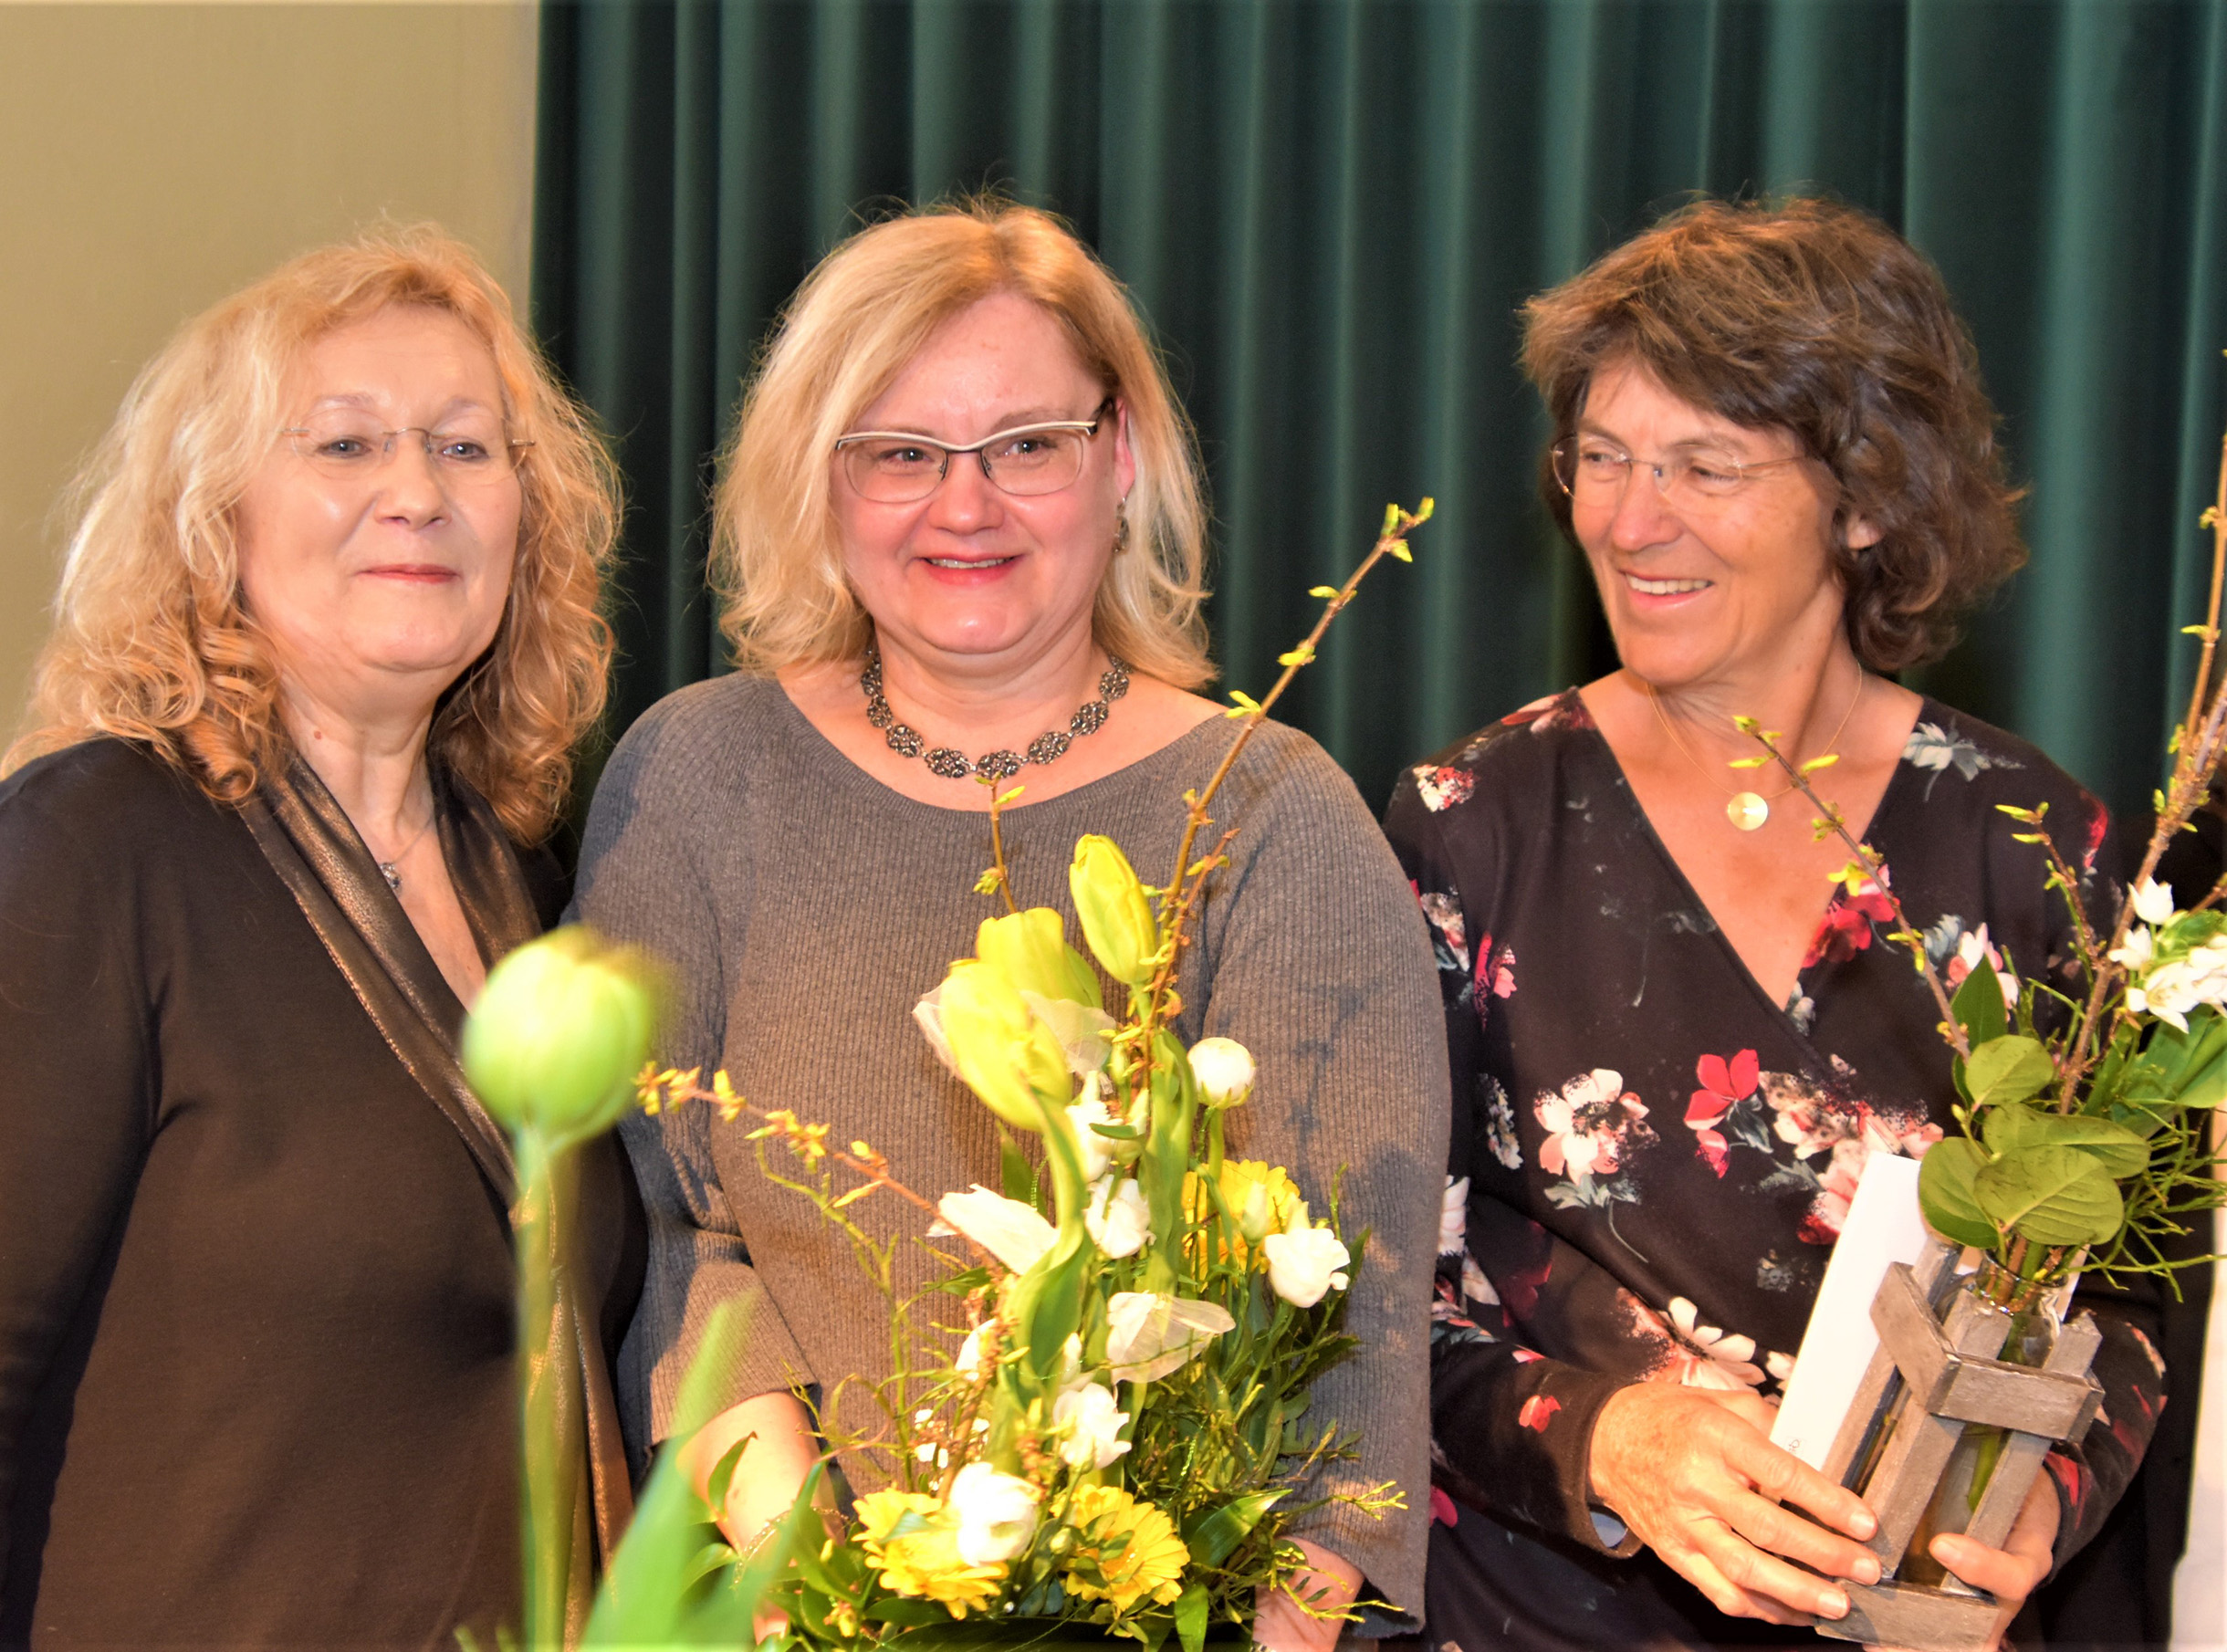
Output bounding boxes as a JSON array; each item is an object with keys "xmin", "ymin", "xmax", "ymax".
[
  {"xmin": 1389, "ymin": 198, "xmax": 2159, "ymax": 1650},
  {"xmin": 0, "ymin": 227, "xmax": 638, "ymax": 1647}
]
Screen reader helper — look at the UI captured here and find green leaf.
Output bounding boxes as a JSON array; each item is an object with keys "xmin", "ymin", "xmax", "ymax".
[
  {"xmin": 1981, "ymin": 1104, "xmax": 2150, "ymax": 1177},
  {"xmin": 1950, "ymin": 957, "xmax": 2010, "ymax": 1049},
  {"xmin": 1179, "ymin": 1489, "xmax": 1285, "ymax": 1567},
  {"xmin": 1961, "ymin": 1035, "xmax": 2057, "ymax": 1110},
  {"xmin": 1001, "ymin": 1134, "xmax": 1045, "ymax": 1213},
  {"xmin": 1974, "ymin": 1145, "xmax": 2126, "ymax": 1247},
  {"xmin": 865, "ymin": 1597, "xmax": 956, "ymax": 1627},
  {"xmin": 1918, "ymin": 1137, "xmax": 1999, "ymax": 1249},
  {"xmin": 1175, "ymin": 1584, "xmax": 1211, "ymax": 1652}
]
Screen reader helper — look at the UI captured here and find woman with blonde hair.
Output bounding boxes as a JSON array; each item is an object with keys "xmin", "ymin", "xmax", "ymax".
[
  {"xmin": 0, "ymin": 227, "xmax": 641, "ymax": 1647},
  {"xmin": 574, "ymin": 199, "xmax": 1445, "ymax": 1648}
]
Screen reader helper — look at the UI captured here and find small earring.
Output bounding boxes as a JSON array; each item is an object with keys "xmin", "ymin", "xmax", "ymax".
[{"xmin": 1112, "ymin": 511, "xmax": 1131, "ymax": 556}]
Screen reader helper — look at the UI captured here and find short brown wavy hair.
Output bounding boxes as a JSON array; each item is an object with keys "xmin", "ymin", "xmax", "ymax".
[
  {"xmin": 6, "ymin": 225, "xmax": 619, "ymax": 842},
  {"xmin": 1522, "ymin": 197, "xmax": 2025, "ymax": 672},
  {"xmin": 712, "ymin": 198, "xmax": 1214, "ymax": 688}
]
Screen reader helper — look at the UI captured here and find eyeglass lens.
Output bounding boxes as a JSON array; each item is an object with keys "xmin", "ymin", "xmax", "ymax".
[
  {"xmin": 1554, "ymin": 442, "xmax": 1753, "ymax": 502},
  {"xmin": 842, "ymin": 425, "xmax": 1093, "ymax": 504},
  {"xmin": 285, "ymin": 410, "xmax": 523, "ymax": 481}
]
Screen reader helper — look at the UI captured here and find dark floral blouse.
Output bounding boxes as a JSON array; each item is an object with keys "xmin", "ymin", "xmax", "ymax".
[{"xmin": 1383, "ymin": 690, "xmax": 2166, "ymax": 1649}]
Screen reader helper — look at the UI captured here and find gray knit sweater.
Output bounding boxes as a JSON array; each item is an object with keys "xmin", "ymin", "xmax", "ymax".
[{"xmin": 572, "ymin": 674, "xmax": 1448, "ymax": 1618}]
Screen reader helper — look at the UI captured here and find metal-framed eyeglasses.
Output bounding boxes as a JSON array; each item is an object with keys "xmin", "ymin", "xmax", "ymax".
[
  {"xmin": 280, "ymin": 409, "xmax": 533, "ymax": 484},
  {"xmin": 833, "ymin": 398, "xmax": 1115, "ymax": 504},
  {"xmin": 1553, "ymin": 438, "xmax": 1807, "ymax": 507}
]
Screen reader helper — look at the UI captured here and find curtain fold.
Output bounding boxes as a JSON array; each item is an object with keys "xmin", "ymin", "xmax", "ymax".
[{"xmin": 534, "ymin": 0, "xmax": 2227, "ymax": 826}]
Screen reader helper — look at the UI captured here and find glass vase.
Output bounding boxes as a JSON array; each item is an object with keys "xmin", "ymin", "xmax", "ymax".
[{"xmin": 1896, "ymin": 1258, "xmax": 2065, "ymax": 1588}]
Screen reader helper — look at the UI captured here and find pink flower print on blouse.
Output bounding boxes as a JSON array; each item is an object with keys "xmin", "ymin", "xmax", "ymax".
[
  {"xmin": 1412, "ymin": 764, "xmax": 1476, "ymax": 812},
  {"xmin": 1940, "ymin": 920, "xmax": 2017, "ymax": 1009},
  {"xmin": 1760, "ymin": 1072, "xmax": 1942, "ymax": 1243},
  {"xmin": 1623, "ymin": 1291, "xmax": 1772, "ymax": 1392},
  {"xmin": 1500, "ymin": 691, "xmax": 1596, "ymax": 735},
  {"xmin": 1536, "ymin": 1069, "xmax": 1650, "ymax": 1179},
  {"xmin": 1686, "ymin": 1049, "xmax": 1761, "ymax": 1177},
  {"xmin": 1803, "ymin": 873, "xmax": 1897, "ymax": 969},
  {"xmin": 1518, "ymin": 1394, "xmax": 1563, "ymax": 1431}
]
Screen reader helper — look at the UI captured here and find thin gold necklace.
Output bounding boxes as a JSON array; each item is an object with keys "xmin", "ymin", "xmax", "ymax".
[{"xmin": 1647, "ymin": 676, "xmax": 1865, "ymax": 832}]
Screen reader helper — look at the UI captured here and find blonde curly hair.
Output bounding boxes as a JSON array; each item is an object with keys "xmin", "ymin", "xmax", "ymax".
[
  {"xmin": 712, "ymin": 199, "xmax": 1214, "ymax": 687},
  {"xmin": 5, "ymin": 225, "xmax": 619, "ymax": 842}
]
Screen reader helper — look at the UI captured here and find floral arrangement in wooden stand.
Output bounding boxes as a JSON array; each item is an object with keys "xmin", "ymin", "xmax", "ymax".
[{"xmin": 1737, "ymin": 418, "xmax": 2227, "ymax": 1652}]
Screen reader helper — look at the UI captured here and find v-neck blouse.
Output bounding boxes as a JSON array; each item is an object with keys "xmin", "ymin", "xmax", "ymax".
[{"xmin": 1384, "ymin": 689, "xmax": 2165, "ymax": 1646}]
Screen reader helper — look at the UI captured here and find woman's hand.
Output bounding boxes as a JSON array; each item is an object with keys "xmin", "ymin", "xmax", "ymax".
[
  {"xmin": 684, "ymin": 1390, "xmax": 825, "ymax": 1639},
  {"xmin": 1589, "ymin": 1383, "xmax": 1883, "ymax": 1626},
  {"xmin": 1252, "ymin": 1538, "xmax": 1363, "ymax": 1652},
  {"xmin": 1924, "ymin": 1470, "xmax": 2059, "ymax": 1650}
]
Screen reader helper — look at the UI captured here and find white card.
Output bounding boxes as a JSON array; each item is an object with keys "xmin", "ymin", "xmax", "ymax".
[{"xmin": 1770, "ymin": 1153, "xmax": 1930, "ymax": 1469}]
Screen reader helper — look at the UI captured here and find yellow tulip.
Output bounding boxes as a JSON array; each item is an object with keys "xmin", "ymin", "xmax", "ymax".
[
  {"xmin": 975, "ymin": 908, "xmax": 1103, "ymax": 1009},
  {"xmin": 1069, "ymin": 835, "xmax": 1158, "ymax": 987},
  {"xmin": 936, "ymin": 960, "xmax": 1073, "ymax": 1133},
  {"xmin": 461, "ymin": 925, "xmax": 661, "ymax": 1145}
]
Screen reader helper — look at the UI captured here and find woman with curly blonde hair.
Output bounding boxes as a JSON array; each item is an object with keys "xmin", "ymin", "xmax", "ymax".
[{"xmin": 0, "ymin": 227, "xmax": 641, "ymax": 1648}]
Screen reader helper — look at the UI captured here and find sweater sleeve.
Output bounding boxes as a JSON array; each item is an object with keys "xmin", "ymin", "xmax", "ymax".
[
  {"xmin": 1381, "ymin": 769, "xmax": 1642, "ymax": 1559},
  {"xmin": 0, "ymin": 756, "xmax": 155, "ymax": 1590},
  {"xmin": 571, "ymin": 704, "xmax": 815, "ymax": 1448},
  {"xmin": 1183, "ymin": 733, "xmax": 1449, "ymax": 1626}
]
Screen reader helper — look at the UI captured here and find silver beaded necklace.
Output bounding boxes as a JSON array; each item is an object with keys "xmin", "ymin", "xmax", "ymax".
[{"xmin": 861, "ymin": 640, "xmax": 1132, "ymax": 781}]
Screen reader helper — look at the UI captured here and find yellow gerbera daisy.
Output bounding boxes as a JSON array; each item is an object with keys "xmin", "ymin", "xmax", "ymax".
[
  {"xmin": 1061, "ymin": 1483, "xmax": 1190, "ymax": 1614},
  {"xmin": 855, "ymin": 1490, "xmax": 1006, "ymax": 1618}
]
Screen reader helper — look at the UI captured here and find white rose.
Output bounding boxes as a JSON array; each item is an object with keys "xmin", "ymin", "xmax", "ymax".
[
  {"xmin": 1105, "ymin": 1291, "xmax": 1236, "ymax": 1382},
  {"xmin": 934, "ymin": 1185, "xmax": 1057, "ymax": 1274},
  {"xmin": 947, "ymin": 1461, "xmax": 1040, "ymax": 1565},
  {"xmin": 1052, "ymin": 1381, "xmax": 1133, "ymax": 1470},
  {"xmin": 1260, "ymin": 1226, "xmax": 1352, "ymax": 1309},
  {"xmin": 1187, "ymin": 1037, "xmax": 1258, "ymax": 1107},
  {"xmin": 1084, "ymin": 1175, "xmax": 1151, "ymax": 1259}
]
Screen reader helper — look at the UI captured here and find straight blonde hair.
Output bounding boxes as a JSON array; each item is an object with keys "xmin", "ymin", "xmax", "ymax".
[
  {"xmin": 712, "ymin": 200, "xmax": 1214, "ymax": 687},
  {"xmin": 6, "ymin": 225, "xmax": 620, "ymax": 842}
]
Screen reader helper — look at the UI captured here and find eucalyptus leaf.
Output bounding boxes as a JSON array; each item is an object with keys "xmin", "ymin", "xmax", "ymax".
[
  {"xmin": 1961, "ymin": 1036, "xmax": 2058, "ymax": 1110},
  {"xmin": 1973, "ymin": 1145, "xmax": 2126, "ymax": 1247},
  {"xmin": 1981, "ymin": 1104, "xmax": 2150, "ymax": 1177},
  {"xmin": 1918, "ymin": 1137, "xmax": 1998, "ymax": 1249}
]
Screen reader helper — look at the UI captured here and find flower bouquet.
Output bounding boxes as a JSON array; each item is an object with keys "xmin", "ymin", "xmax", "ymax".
[
  {"xmin": 1738, "ymin": 432, "xmax": 2227, "ymax": 1651},
  {"xmin": 461, "ymin": 502, "xmax": 1434, "ymax": 1650}
]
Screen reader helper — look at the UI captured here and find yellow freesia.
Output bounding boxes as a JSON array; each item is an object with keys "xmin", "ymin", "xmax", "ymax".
[
  {"xmin": 1070, "ymin": 836, "xmax": 1159, "ymax": 987},
  {"xmin": 1061, "ymin": 1483, "xmax": 1189, "ymax": 1614},
  {"xmin": 1187, "ymin": 1158, "xmax": 1302, "ymax": 1264},
  {"xmin": 855, "ymin": 1490, "xmax": 1007, "ymax": 1619}
]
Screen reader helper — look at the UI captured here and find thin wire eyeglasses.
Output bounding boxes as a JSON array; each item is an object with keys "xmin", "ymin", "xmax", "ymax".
[
  {"xmin": 833, "ymin": 397, "xmax": 1114, "ymax": 503},
  {"xmin": 1553, "ymin": 439, "xmax": 1808, "ymax": 506},
  {"xmin": 280, "ymin": 412, "xmax": 533, "ymax": 484}
]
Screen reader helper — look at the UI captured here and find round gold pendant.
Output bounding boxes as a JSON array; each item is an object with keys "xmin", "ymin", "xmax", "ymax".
[{"xmin": 1727, "ymin": 791, "xmax": 1771, "ymax": 831}]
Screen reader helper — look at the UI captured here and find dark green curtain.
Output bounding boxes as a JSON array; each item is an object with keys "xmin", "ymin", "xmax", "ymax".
[{"xmin": 532, "ymin": 0, "xmax": 2227, "ymax": 829}]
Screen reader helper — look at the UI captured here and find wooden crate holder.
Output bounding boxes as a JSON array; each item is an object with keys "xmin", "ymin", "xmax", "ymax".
[{"xmin": 1808, "ymin": 1239, "xmax": 2101, "ymax": 1652}]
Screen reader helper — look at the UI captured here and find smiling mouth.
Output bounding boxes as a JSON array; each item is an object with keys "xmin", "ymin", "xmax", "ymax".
[
  {"xmin": 1625, "ymin": 574, "xmax": 1710, "ymax": 596},
  {"xmin": 923, "ymin": 555, "xmax": 1017, "ymax": 570}
]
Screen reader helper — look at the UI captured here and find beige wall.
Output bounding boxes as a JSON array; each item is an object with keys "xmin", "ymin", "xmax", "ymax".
[{"xmin": 0, "ymin": 0, "xmax": 539, "ymax": 732}]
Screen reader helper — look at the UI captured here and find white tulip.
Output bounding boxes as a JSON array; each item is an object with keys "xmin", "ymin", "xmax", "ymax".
[
  {"xmin": 947, "ymin": 1461, "xmax": 1040, "ymax": 1565},
  {"xmin": 1021, "ymin": 990, "xmax": 1116, "ymax": 1077},
  {"xmin": 1260, "ymin": 1226, "xmax": 1353, "ymax": 1309},
  {"xmin": 953, "ymin": 1324, "xmax": 988, "ymax": 1381},
  {"xmin": 912, "ymin": 985, "xmax": 958, "ymax": 1075},
  {"xmin": 935, "ymin": 1185, "xmax": 1057, "ymax": 1274},
  {"xmin": 1105, "ymin": 1291, "xmax": 1236, "ymax": 1383},
  {"xmin": 2134, "ymin": 875, "xmax": 2177, "ymax": 926},
  {"xmin": 1066, "ymin": 1092, "xmax": 1120, "ymax": 1182},
  {"xmin": 1052, "ymin": 1381, "xmax": 1133, "ymax": 1469},
  {"xmin": 1187, "ymin": 1037, "xmax": 1258, "ymax": 1107},
  {"xmin": 1083, "ymin": 1176, "xmax": 1151, "ymax": 1259}
]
